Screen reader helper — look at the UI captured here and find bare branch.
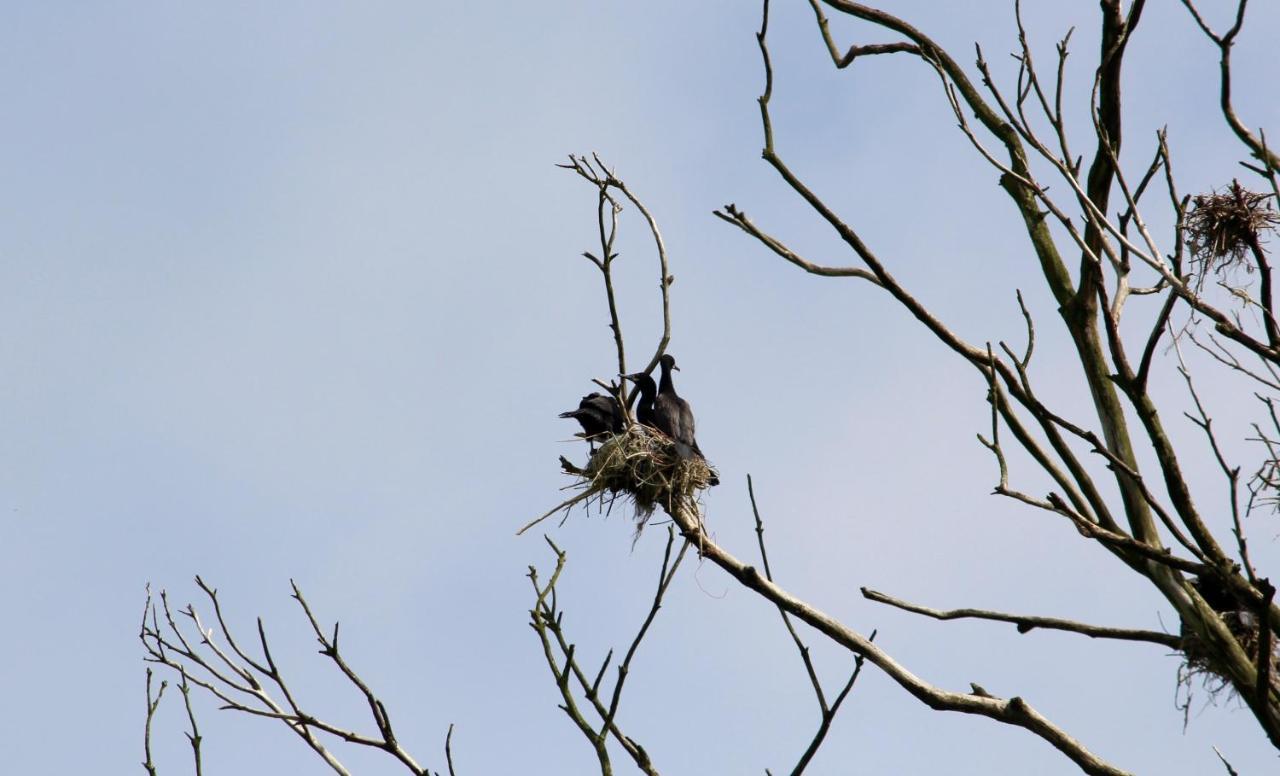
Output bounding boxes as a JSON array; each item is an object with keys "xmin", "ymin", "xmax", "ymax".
[
  {"xmin": 444, "ymin": 724, "xmax": 457, "ymax": 776},
  {"xmin": 1179, "ymin": 0, "xmax": 1280, "ymax": 171},
  {"xmin": 179, "ymin": 672, "xmax": 204, "ymax": 776},
  {"xmin": 714, "ymin": 205, "xmax": 880, "ymax": 284},
  {"xmin": 1171, "ymin": 339, "xmax": 1256, "ymax": 581},
  {"xmin": 143, "ymin": 668, "xmax": 167, "ymax": 776},
  {"xmin": 662, "ymin": 494, "xmax": 1132, "ymax": 776},
  {"xmin": 805, "ymin": 0, "xmax": 919, "ymax": 68},
  {"xmin": 141, "ymin": 580, "xmax": 447, "ymax": 776},
  {"xmin": 529, "ymin": 536, "xmax": 665, "ymax": 776},
  {"xmin": 749, "ymin": 475, "xmax": 869, "ymax": 774},
  {"xmin": 861, "ymin": 588, "xmax": 1181, "ymax": 649},
  {"xmin": 1213, "ymin": 745, "xmax": 1241, "ymax": 776}
]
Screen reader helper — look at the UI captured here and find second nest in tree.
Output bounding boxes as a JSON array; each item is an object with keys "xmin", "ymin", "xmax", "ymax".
[
  {"xmin": 1184, "ymin": 180, "xmax": 1279, "ymax": 283},
  {"xmin": 1178, "ymin": 575, "xmax": 1280, "ymax": 699}
]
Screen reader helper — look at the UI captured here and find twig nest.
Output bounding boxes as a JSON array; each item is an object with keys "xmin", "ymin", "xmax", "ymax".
[
  {"xmin": 1178, "ymin": 575, "xmax": 1279, "ymax": 699},
  {"xmin": 1184, "ymin": 180, "xmax": 1278, "ymax": 284},
  {"xmin": 572, "ymin": 424, "xmax": 716, "ymax": 529}
]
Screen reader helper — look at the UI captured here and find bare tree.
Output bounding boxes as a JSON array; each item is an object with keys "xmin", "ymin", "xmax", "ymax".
[
  {"xmin": 142, "ymin": 1, "xmax": 1280, "ymax": 774},
  {"xmin": 543, "ymin": 0, "xmax": 1280, "ymax": 772},
  {"xmin": 701, "ymin": 0, "xmax": 1280, "ymax": 769}
]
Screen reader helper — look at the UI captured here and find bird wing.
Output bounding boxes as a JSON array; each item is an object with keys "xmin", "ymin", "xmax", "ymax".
[
  {"xmin": 560, "ymin": 393, "xmax": 615, "ymax": 437},
  {"xmin": 654, "ymin": 395, "xmax": 699, "ymax": 458}
]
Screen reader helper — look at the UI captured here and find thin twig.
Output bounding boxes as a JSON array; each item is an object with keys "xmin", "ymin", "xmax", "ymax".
[
  {"xmin": 143, "ymin": 668, "xmax": 167, "ymax": 776},
  {"xmin": 179, "ymin": 671, "xmax": 204, "ymax": 776},
  {"xmin": 748, "ymin": 474, "xmax": 869, "ymax": 774}
]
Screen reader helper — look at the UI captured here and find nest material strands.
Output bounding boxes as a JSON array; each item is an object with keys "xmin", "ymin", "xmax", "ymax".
[
  {"xmin": 1184, "ymin": 180, "xmax": 1279, "ymax": 286},
  {"xmin": 519, "ymin": 424, "xmax": 716, "ymax": 537}
]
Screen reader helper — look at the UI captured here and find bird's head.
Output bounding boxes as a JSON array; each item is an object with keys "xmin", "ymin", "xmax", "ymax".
[{"xmin": 659, "ymin": 353, "xmax": 679, "ymax": 371}]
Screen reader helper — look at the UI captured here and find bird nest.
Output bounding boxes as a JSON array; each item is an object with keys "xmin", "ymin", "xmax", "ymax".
[
  {"xmin": 517, "ymin": 423, "xmax": 715, "ymax": 540},
  {"xmin": 1184, "ymin": 181, "xmax": 1279, "ymax": 287},
  {"xmin": 1177, "ymin": 575, "xmax": 1280, "ymax": 703},
  {"xmin": 576, "ymin": 424, "xmax": 716, "ymax": 521}
]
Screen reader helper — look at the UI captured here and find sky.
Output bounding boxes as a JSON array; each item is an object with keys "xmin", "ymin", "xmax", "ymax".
[{"xmin": 3, "ymin": 1, "xmax": 1280, "ymax": 774}]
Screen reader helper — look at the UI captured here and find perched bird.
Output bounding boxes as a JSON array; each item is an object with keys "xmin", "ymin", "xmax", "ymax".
[
  {"xmin": 621, "ymin": 371, "xmax": 658, "ymax": 428},
  {"xmin": 653, "ymin": 353, "xmax": 701, "ymax": 460},
  {"xmin": 655, "ymin": 353, "xmax": 718, "ymax": 486},
  {"xmin": 559, "ymin": 392, "xmax": 622, "ymax": 442},
  {"xmin": 628, "ymin": 357, "xmax": 718, "ymax": 486}
]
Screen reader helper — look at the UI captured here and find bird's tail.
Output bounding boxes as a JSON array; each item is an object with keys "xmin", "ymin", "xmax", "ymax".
[{"xmin": 689, "ymin": 441, "xmax": 719, "ymax": 486}]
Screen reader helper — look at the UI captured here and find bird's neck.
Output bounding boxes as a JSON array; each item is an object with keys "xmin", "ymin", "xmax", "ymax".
[{"xmin": 659, "ymin": 367, "xmax": 675, "ymax": 394}]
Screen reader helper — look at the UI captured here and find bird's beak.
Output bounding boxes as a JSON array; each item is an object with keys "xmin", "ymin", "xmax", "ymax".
[{"xmin": 672, "ymin": 364, "xmax": 681, "ymax": 371}]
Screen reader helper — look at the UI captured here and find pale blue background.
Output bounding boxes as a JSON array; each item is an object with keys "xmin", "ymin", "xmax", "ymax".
[{"xmin": 3, "ymin": 2, "xmax": 1279, "ymax": 773}]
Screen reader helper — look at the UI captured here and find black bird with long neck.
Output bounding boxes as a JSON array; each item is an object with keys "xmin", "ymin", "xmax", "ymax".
[
  {"xmin": 655, "ymin": 353, "xmax": 712, "ymax": 462},
  {"xmin": 621, "ymin": 371, "xmax": 657, "ymax": 428},
  {"xmin": 627, "ymin": 355, "xmax": 718, "ymax": 486}
]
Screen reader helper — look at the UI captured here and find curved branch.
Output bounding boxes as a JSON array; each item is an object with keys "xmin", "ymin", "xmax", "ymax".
[
  {"xmin": 714, "ymin": 205, "xmax": 881, "ymax": 284},
  {"xmin": 1179, "ymin": 0, "xmax": 1280, "ymax": 171}
]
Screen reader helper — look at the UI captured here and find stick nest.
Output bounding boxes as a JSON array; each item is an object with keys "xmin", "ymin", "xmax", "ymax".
[
  {"xmin": 1178, "ymin": 576, "xmax": 1279, "ymax": 701},
  {"xmin": 572, "ymin": 424, "xmax": 716, "ymax": 530},
  {"xmin": 1184, "ymin": 181, "xmax": 1278, "ymax": 286}
]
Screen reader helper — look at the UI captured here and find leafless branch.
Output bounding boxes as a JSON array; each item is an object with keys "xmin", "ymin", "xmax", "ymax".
[
  {"xmin": 561, "ymin": 155, "xmax": 631, "ymax": 406},
  {"xmin": 714, "ymin": 204, "xmax": 880, "ymax": 284},
  {"xmin": 861, "ymin": 587, "xmax": 1181, "ymax": 649},
  {"xmin": 444, "ymin": 725, "xmax": 457, "ymax": 776},
  {"xmin": 141, "ymin": 580, "xmax": 456, "ymax": 776},
  {"xmin": 560, "ymin": 154, "xmax": 673, "ymax": 378},
  {"xmin": 661, "ymin": 494, "xmax": 1132, "ymax": 776},
  {"xmin": 1257, "ymin": 579, "xmax": 1277, "ymax": 720},
  {"xmin": 143, "ymin": 667, "xmax": 167, "ymax": 776},
  {"xmin": 1179, "ymin": 0, "xmax": 1279, "ymax": 172},
  {"xmin": 529, "ymin": 533, "xmax": 677, "ymax": 776},
  {"xmin": 1213, "ymin": 745, "xmax": 1242, "ymax": 776},
  {"xmin": 178, "ymin": 672, "xmax": 204, "ymax": 776},
  {"xmin": 748, "ymin": 475, "xmax": 869, "ymax": 774},
  {"xmin": 1170, "ymin": 338, "xmax": 1256, "ymax": 581},
  {"xmin": 805, "ymin": 0, "xmax": 919, "ymax": 69}
]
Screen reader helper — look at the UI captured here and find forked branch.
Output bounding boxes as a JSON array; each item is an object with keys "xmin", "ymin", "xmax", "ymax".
[
  {"xmin": 528, "ymin": 531, "xmax": 686, "ymax": 776},
  {"xmin": 140, "ymin": 580, "xmax": 457, "ymax": 776},
  {"xmin": 750, "ymin": 475, "xmax": 870, "ymax": 774}
]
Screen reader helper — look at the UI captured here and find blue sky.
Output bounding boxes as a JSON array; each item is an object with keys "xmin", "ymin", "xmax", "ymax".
[{"xmin": 3, "ymin": 2, "xmax": 1280, "ymax": 773}]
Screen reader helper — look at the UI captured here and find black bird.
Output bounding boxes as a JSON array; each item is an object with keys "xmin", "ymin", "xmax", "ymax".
[
  {"xmin": 621, "ymin": 371, "xmax": 658, "ymax": 428},
  {"xmin": 655, "ymin": 354, "xmax": 718, "ymax": 486},
  {"xmin": 628, "ymin": 358, "xmax": 718, "ymax": 486},
  {"xmin": 653, "ymin": 353, "xmax": 701, "ymax": 460},
  {"xmin": 559, "ymin": 392, "xmax": 622, "ymax": 442}
]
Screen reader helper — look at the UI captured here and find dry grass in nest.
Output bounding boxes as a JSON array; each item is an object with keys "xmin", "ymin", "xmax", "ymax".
[
  {"xmin": 519, "ymin": 424, "xmax": 716, "ymax": 538},
  {"xmin": 1184, "ymin": 180, "xmax": 1279, "ymax": 287},
  {"xmin": 1177, "ymin": 576, "xmax": 1279, "ymax": 707}
]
